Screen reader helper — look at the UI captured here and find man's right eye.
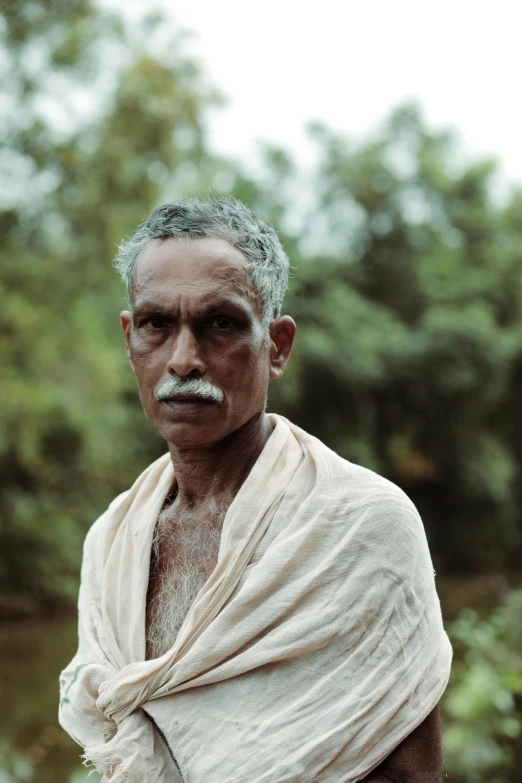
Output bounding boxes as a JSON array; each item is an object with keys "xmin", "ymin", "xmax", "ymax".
[{"xmin": 145, "ymin": 317, "xmax": 170, "ymax": 329}]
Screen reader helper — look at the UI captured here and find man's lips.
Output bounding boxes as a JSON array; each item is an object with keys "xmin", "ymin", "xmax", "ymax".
[{"xmin": 161, "ymin": 395, "xmax": 217, "ymax": 406}]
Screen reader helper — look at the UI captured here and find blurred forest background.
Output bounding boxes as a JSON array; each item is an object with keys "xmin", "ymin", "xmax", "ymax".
[{"xmin": 1, "ymin": 1, "xmax": 522, "ymax": 782}]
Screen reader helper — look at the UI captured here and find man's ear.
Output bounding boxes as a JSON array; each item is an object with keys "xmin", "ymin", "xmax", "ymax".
[
  {"xmin": 269, "ymin": 316, "xmax": 296, "ymax": 379},
  {"xmin": 120, "ymin": 311, "xmax": 136, "ymax": 374}
]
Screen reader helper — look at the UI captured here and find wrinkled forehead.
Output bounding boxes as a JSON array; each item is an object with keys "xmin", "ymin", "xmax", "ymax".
[{"xmin": 131, "ymin": 236, "xmax": 262, "ymax": 314}]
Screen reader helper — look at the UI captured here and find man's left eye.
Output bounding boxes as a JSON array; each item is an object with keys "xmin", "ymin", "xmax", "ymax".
[{"xmin": 210, "ymin": 316, "xmax": 234, "ymax": 329}]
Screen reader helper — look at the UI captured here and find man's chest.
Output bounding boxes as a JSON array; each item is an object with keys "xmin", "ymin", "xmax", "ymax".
[
  {"xmin": 145, "ymin": 504, "xmax": 225, "ymax": 659},
  {"xmin": 150, "ymin": 518, "xmax": 222, "ymax": 591}
]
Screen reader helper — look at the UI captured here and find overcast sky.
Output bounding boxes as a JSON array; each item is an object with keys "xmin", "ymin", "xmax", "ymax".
[{"xmin": 165, "ymin": 0, "xmax": 522, "ymax": 188}]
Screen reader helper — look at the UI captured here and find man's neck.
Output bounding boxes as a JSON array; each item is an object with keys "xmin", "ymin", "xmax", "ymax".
[{"xmin": 167, "ymin": 412, "xmax": 273, "ymax": 508}]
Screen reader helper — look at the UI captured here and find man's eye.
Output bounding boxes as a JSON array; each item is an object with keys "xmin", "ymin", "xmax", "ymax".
[
  {"xmin": 210, "ymin": 316, "xmax": 234, "ymax": 329},
  {"xmin": 146, "ymin": 317, "xmax": 169, "ymax": 329}
]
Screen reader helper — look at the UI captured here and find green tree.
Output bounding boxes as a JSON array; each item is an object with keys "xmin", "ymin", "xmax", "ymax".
[
  {"xmin": 0, "ymin": 0, "xmax": 225, "ymax": 614},
  {"xmin": 443, "ymin": 589, "xmax": 522, "ymax": 782},
  {"xmin": 3, "ymin": 4, "xmax": 522, "ymax": 611},
  {"xmin": 252, "ymin": 107, "xmax": 522, "ymax": 574}
]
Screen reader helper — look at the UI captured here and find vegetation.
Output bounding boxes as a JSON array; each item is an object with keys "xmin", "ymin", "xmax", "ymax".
[
  {"xmin": 444, "ymin": 589, "xmax": 522, "ymax": 782},
  {"xmin": 1, "ymin": 0, "xmax": 223, "ymax": 613},
  {"xmin": 1, "ymin": 2, "xmax": 522, "ymax": 781}
]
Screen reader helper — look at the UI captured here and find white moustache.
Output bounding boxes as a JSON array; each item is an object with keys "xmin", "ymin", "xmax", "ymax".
[{"xmin": 155, "ymin": 377, "xmax": 224, "ymax": 404}]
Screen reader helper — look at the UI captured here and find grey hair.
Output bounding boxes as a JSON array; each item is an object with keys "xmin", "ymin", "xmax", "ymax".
[{"xmin": 114, "ymin": 197, "xmax": 290, "ymax": 322}]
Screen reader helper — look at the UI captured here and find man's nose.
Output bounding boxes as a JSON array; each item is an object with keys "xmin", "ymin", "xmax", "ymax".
[{"xmin": 167, "ymin": 326, "xmax": 206, "ymax": 377}]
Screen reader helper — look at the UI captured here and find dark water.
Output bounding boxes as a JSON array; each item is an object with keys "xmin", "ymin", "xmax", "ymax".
[{"xmin": 0, "ymin": 617, "xmax": 91, "ymax": 783}]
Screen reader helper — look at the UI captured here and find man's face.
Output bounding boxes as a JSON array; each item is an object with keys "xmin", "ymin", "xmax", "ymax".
[{"xmin": 120, "ymin": 236, "xmax": 289, "ymax": 449}]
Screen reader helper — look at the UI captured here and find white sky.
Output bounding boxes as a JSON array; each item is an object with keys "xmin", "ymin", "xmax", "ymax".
[{"xmin": 169, "ymin": 0, "xmax": 522, "ymax": 187}]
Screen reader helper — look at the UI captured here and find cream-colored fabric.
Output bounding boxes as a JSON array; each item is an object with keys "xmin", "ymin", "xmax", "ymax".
[{"xmin": 59, "ymin": 415, "xmax": 452, "ymax": 783}]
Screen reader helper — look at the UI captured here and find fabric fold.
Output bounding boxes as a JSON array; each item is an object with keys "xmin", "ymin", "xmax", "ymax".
[{"xmin": 59, "ymin": 414, "xmax": 452, "ymax": 782}]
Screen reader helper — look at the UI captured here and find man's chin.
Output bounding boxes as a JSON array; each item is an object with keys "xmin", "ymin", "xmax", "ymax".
[{"xmin": 154, "ymin": 406, "xmax": 226, "ymax": 448}]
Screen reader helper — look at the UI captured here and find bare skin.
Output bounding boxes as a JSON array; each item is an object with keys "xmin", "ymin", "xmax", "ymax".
[
  {"xmin": 145, "ymin": 494, "xmax": 225, "ymax": 660},
  {"xmin": 144, "ymin": 416, "xmax": 279, "ymax": 657},
  {"xmin": 120, "ymin": 237, "xmax": 294, "ymax": 483},
  {"xmin": 121, "ymin": 236, "xmax": 295, "ymax": 657},
  {"xmin": 362, "ymin": 705, "xmax": 443, "ymax": 782},
  {"xmin": 121, "ymin": 235, "xmax": 442, "ymax": 779}
]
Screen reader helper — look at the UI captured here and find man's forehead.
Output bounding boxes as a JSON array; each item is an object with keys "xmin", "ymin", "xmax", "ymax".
[
  {"xmin": 135, "ymin": 236, "xmax": 248, "ymax": 276},
  {"xmin": 132, "ymin": 236, "xmax": 256, "ymax": 302},
  {"xmin": 132, "ymin": 290, "xmax": 255, "ymax": 318}
]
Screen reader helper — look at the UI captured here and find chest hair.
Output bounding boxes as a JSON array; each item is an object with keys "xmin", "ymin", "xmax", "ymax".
[{"xmin": 145, "ymin": 498, "xmax": 228, "ymax": 660}]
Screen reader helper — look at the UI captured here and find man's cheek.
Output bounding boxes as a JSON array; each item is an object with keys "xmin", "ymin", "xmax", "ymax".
[
  {"xmin": 130, "ymin": 346, "xmax": 160, "ymax": 379},
  {"xmin": 228, "ymin": 340, "xmax": 260, "ymax": 365}
]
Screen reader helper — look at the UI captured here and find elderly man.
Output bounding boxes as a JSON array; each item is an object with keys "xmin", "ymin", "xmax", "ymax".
[{"xmin": 59, "ymin": 198, "xmax": 451, "ymax": 782}]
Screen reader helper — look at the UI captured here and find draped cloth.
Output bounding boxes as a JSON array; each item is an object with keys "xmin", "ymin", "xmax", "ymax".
[{"xmin": 59, "ymin": 414, "xmax": 452, "ymax": 783}]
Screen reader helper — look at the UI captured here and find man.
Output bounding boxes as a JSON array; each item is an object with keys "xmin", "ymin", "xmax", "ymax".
[{"xmin": 59, "ymin": 197, "xmax": 452, "ymax": 782}]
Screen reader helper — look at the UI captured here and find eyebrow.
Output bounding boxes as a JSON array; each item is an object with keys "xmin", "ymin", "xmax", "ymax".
[
  {"xmin": 131, "ymin": 300, "xmax": 169, "ymax": 314},
  {"xmin": 195, "ymin": 301, "xmax": 252, "ymax": 319},
  {"xmin": 131, "ymin": 298, "xmax": 253, "ymax": 319}
]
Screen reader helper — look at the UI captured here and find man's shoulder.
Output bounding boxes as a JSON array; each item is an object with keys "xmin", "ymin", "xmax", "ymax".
[
  {"xmin": 334, "ymin": 452, "xmax": 416, "ymax": 512},
  {"xmin": 290, "ymin": 419, "xmax": 419, "ymax": 519},
  {"xmin": 327, "ymin": 455, "xmax": 422, "ymax": 538},
  {"xmin": 299, "ymin": 432, "xmax": 437, "ymax": 592}
]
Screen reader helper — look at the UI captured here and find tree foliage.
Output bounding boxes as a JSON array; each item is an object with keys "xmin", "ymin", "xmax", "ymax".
[
  {"xmin": 259, "ymin": 109, "xmax": 522, "ymax": 574},
  {"xmin": 2, "ymin": 3, "xmax": 522, "ymax": 782},
  {"xmin": 443, "ymin": 589, "xmax": 522, "ymax": 782},
  {"xmin": 2, "ymin": 2, "xmax": 522, "ymax": 604},
  {"xmin": 0, "ymin": 0, "xmax": 225, "ymax": 613}
]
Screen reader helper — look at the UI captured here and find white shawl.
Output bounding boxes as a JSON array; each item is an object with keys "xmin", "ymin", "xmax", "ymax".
[{"xmin": 59, "ymin": 414, "xmax": 452, "ymax": 782}]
